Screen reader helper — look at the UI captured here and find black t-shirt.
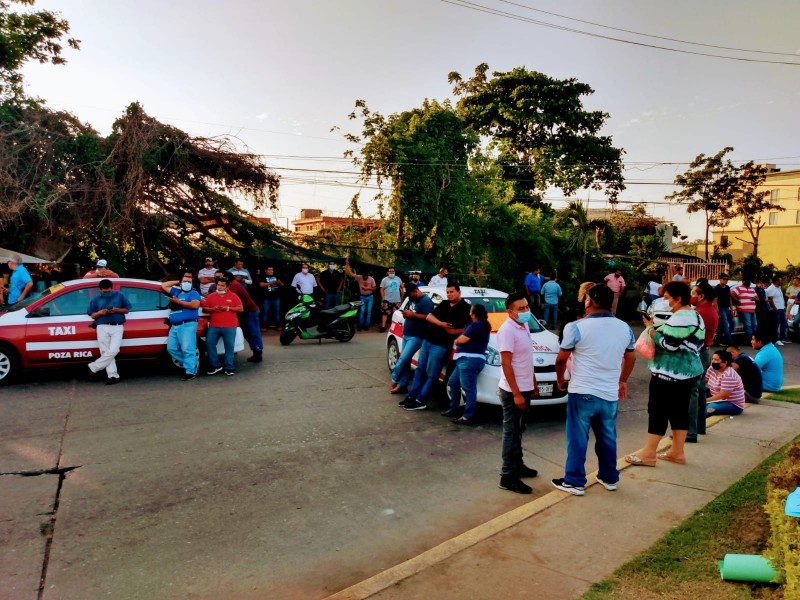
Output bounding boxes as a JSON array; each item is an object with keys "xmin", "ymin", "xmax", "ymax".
[
  {"xmin": 734, "ymin": 354, "xmax": 762, "ymax": 398},
  {"xmin": 319, "ymin": 270, "xmax": 343, "ymax": 292},
  {"xmin": 426, "ymin": 299, "xmax": 472, "ymax": 348},
  {"xmin": 715, "ymin": 284, "xmax": 731, "ymax": 308}
]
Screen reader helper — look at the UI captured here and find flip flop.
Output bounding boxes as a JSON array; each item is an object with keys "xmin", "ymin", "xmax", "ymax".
[
  {"xmin": 624, "ymin": 454, "xmax": 656, "ymax": 467},
  {"xmin": 657, "ymin": 453, "xmax": 686, "ymax": 465}
]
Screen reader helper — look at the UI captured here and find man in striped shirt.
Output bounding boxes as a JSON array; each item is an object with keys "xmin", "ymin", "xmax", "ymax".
[
  {"xmin": 704, "ymin": 350, "xmax": 745, "ymax": 416},
  {"xmin": 731, "ymin": 278, "xmax": 757, "ymax": 344}
]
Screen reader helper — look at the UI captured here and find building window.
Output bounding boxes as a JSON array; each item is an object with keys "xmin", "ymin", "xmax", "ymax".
[
  {"xmin": 796, "ymin": 210, "xmax": 800, "ymax": 225},
  {"xmin": 720, "ymin": 235, "xmax": 729, "ymax": 247},
  {"xmin": 769, "ymin": 212, "xmax": 779, "ymax": 225},
  {"xmin": 770, "ymin": 189, "xmax": 779, "ymax": 202}
]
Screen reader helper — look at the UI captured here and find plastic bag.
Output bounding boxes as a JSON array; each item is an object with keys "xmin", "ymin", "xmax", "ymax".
[{"xmin": 635, "ymin": 326, "xmax": 655, "ymax": 360}]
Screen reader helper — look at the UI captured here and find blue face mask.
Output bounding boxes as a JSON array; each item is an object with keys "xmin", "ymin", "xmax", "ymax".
[
  {"xmin": 389, "ymin": 274, "xmax": 396, "ymax": 279},
  {"xmin": 181, "ymin": 282, "xmax": 192, "ymax": 292},
  {"xmin": 329, "ymin": 265, "xmax": 335, "ymax": 271},
  {"xmin": 515, "ymin": 311, "xmax": 533, "ymax": 324}
]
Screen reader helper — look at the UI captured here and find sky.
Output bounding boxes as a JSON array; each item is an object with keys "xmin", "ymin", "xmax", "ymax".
[{"xmin": 20, "ymin": 0, "xmax": 800, "ymax": 241}]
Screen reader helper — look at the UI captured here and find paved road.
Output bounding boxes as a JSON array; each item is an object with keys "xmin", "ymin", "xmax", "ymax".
[{"xmin": 1, "ymin": 330, "xmax": 797, "ymax": 600}]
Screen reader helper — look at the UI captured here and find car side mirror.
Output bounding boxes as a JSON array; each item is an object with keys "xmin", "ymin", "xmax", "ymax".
[{"xmin": 28, "ymin": 306, "xmax": 50, "ymax": 318}]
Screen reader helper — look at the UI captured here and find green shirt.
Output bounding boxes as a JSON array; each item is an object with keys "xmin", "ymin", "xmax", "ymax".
[{"xmin": 648, "ymin": 308, "xmax": 704, "ymax": 381}]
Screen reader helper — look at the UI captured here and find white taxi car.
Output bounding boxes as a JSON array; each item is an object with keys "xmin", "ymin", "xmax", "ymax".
[{"xmin": 385, "ymin": 286, "xmax": 568, "ymax": 407}]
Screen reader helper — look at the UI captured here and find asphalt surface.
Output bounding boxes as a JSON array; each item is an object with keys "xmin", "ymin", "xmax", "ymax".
[{"xmin": 1, "ymin": 328, "xmax": 798, "ymax": 599}]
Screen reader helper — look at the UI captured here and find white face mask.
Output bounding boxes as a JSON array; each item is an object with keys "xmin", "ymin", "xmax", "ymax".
[
  {"xmin": 180, "ymin": 281, "xmax": 192, "ymax": 292},
  {"xmin": 301, "ymin": 268, "xmax": 309, "ymax": 274}
]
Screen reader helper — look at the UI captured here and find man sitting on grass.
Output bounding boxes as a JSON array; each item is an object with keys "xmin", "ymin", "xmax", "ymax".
[
  {"xmin": 752, "ymin": 331, "xmax": 784, "ymax": 393},
  {"xmin": 727, "ymin": 345, "xmax": 763, "ymax": 404}
]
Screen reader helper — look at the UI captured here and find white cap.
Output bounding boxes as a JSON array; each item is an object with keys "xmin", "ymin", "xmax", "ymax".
[{"xmin": 96, "ymin": 259, "xmax": 108, "ymax": 268}]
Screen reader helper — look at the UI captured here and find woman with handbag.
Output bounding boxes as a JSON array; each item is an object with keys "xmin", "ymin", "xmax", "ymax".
[{"xmin": 625, "ymin": 281, "xmax": 704, "ymax": 466}]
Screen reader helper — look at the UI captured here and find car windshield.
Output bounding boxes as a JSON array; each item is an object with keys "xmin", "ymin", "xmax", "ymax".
[{"xmin": 0, "ymin": 283, "xmax": 64, "ymax": 313}]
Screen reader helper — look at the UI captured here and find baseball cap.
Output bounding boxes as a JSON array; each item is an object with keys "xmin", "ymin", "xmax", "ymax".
[
  {"xmin": 588, "ymin": 284, "xmax": 614, "ymax": 310},
  {"xmin": 204, "ymin": 256, "xmax": 214, "ymax": 262},
  {"xmin": 96, "ymin": 259, "xmax": 108, "ymax": 268}
]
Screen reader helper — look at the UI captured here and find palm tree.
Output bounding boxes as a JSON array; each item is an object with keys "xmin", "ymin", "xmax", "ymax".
[{"xmin": 560, "ymin": 200, "xmax": 607, "ymax": 280}]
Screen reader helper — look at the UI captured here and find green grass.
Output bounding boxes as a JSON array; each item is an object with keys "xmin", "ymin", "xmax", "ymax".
[
  {"xmin": 766, "ymin": 388, "xmax": 800, "ymax": 405},
  {"xmin": 583, "ymin": 436, "xmax": 799, "ymax": 600}
]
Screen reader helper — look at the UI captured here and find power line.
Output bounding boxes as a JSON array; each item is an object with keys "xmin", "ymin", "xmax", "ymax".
[
  {"xmin": 496, "ymin": 0, "xmax": 800, "ymax": 57},
  {"xmin": 440, "ymin": 0, "xmax": 800, "ymax": 66}
]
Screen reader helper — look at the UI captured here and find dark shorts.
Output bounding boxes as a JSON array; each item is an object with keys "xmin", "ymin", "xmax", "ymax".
[{"xmin": 381, "ymin": 301, "xmax": 400, "ymax": 315}]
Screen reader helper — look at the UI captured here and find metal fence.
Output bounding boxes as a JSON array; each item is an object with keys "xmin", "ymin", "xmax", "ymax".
[{"xmin": 662, "ymin": 258, "xmax": 729, "ymax": 282}]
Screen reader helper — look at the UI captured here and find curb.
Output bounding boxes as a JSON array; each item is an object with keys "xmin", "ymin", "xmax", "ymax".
[{"xmin": 323, "ymin": 412, "xmax": 732, "ymax": 599}]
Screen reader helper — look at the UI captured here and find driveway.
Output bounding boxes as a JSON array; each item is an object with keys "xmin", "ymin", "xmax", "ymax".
[{"xmin": 1, "ymin": 330, "xmax": 797, "ymax": 599}]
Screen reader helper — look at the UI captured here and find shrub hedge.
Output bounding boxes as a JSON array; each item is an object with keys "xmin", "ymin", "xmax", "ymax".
[{"xmin": 765, "ymin": 440, "xmax": 800, "ymax": 596}]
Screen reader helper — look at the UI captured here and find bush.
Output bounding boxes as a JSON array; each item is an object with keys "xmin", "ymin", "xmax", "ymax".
[{"xmin": 764, "ymin": 441, "xmax": 800, "ymax": 595}]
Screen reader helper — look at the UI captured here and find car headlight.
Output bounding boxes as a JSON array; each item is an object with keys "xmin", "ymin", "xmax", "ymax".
[{"xmin": 485, "ymin": 346, "xmax": 501, "ymax": 367}]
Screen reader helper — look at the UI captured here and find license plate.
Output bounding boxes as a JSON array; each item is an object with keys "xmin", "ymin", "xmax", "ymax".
[{"xmin": 538, "ymin": 383, "xmax": 553, "ymax": 397}]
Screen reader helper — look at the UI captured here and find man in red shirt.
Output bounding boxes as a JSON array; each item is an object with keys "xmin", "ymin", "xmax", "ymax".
[
  {"xmin": 214, "ymin": 270, "xmax": 263, "ymax": 363},
  {"xmin": 688, "ymin": 282, "xmax": 719, "ymax": 443},
  {"xmin": 201, "ymin": 277, "xmax": 243, "ymax": 375}
]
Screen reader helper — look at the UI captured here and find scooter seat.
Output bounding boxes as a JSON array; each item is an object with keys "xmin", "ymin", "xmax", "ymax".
[{"xmin": 319, "ymin": 303, "xmax": 353, "ymax": 327}]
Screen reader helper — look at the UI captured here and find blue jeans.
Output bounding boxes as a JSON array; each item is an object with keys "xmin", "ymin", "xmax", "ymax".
[
  {"xmin": 206, "ymin": 326, "xmax": 236, "ymax": 371},
  {"xmin": 564, "ymin": 393, "xmax": 619, "ymax": 487},
  {"xmin": 167, "ymin": 320, "xmax": 198, "ymax": 375},
  {"xmin": 262, "ymin": 296, "xmax": 281, "ymax": 327},
  {"xmin": 447, "ymin": 356, "xmax": 485, "ymax": 419},
  {"xmin": 706, "ymin": 400, "xmax": 743, "ymax": 416},
  {"xmin": 391, "ymin": 334, "xmax": 424, "ymax": 388},
  {"xmin": 776, "ymin": 310, "xmax": 789, "ymax": 341},
  {"xmin": 407, "ymin": 341, "xmax": 450, "ymax": 403},
  {"xmin": 794, "ymin": 310, "xmax": 800, "ymax": 335},
  {"xmin": 243, "ymin": 311, "xmax": 263, "ymax": 352},
  {"xmin": 498, "ymin": 388, "xmax": 532, "ymax": 476},
  {"xmin": 543, "ymin": 303, "xmax": 558, "ymax": 329},
  {"xmin": 740, "ymin": 311, "xmax": 756, "ymax": 342},
  {"xmin": 324, "ymin": 292, "xmax": 340, "ymax": 309},
  {"xmin": 359, "ymin": 294, "xmax": 374, "ymax": 328},
  {"xmin": 718, "ymin": 307, "xmax": 735, "ymax": 344}
]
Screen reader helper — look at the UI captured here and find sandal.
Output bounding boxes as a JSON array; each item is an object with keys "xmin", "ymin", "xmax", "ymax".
[
  {"xmin": 453, "ymin": 417, "xmax": 478, "ymax": 426},
  {"xmin": 624, "ymin": 454, "xmax": 656, "ymax": 467},
  {"xmin": 657, "ymin": 453, "xmax": 686, "ymax": 465}
]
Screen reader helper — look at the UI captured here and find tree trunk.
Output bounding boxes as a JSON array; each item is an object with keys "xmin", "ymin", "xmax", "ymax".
[{"xmin": 704, "ymin": 213, "xmax": 710, "ymax": 260}]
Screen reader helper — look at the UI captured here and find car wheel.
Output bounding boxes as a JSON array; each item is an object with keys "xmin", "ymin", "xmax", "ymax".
[
  {"xmin": 279, "ymin": 330, "xmax": 296, "ymax": 346},
  {"xmin": 0, "ymin": 343, "xmax": 20, "ymax": 385},
  {"xmin": 386, "ymin": 338, "xmax": 399, "ymax": 372},
  {"xmin": 169, "ymin": 341, "xmax": 205, "ymax": 371},
  {"xmin": 337, "ymin": 321, "xmax": 356, "ymax": 342}
]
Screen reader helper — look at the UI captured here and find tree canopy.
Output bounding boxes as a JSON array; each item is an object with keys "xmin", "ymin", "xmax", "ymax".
[{"xmin": 449, "ymin": 64, "xmax": 625, "ymax": 208}]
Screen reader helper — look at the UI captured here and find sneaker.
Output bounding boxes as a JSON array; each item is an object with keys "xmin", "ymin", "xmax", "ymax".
[
  {"xmin": 596, "ymin": 476, "xmax": 618, "ymax": 491},
  {"xmin": 776, "ymin": 340, "xmax": 784, "ymax": 346},
  {"xmin": 551, "ymin": 478, "xmax": 585, "ymax": 496},
  {"xmin": 499, "ymin": 475, "xmax": 532, "ymax": 494},
  {"xmin": 181, "ymin": 373, "xmax": 197, "ymax": 381},
  {"xmin": 782, "ymin": 339, "xmax": 792, "ymax": 344},
  {"xmin": 379, "ymin": 326, "xmax": 386, "ymax": 333},
  {"xmin": 440, "ymin": 410, "xmax": 459, "ymax": 417},
  {"xmin": 399, "ymin": 397, "xmax": 415, "ymax": 407},
  {"xmin": 246, "ymin": 352, "xmax": 263, "ymax": 363},
  {"xmin": 224, "ymin": 370, "xmax": 235, "ymax": 376},
  {"xmin": 207, "ymin": 366, "xmax": 223, "ymax": 376},
  {"xmin": 403, "ymin": 400, "xmax": 427, "ymax": 411},
  {"xmin": 105, "ymin": 377, "xmax": 121, "ymax": 386},
  {"xmin": 276, "ymin": 326, "xmax": 283, "ymax": 332},
  {"xmin": 516, "ymin": 464, "xmax": 538, "ymax": 478}
]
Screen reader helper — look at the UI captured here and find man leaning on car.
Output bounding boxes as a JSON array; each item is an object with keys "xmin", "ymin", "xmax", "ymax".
[{"xmin": 87, "ymin": 279, "xmax": 131, "ymax": 385}]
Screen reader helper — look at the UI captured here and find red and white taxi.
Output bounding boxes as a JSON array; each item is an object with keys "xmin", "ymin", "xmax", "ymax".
[
  {"xmin": 385, "ymin": 286, "xmax": 568, "ymax": 407},
  {"xmin": 0, "ymin": 278, "xmax": 244, "ymax": 384}
]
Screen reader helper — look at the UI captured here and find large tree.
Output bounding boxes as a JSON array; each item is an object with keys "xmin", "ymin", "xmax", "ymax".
[
  {"xmin": 343, "ymin": 98, "xmax": 475, "ymax": 265},
  {"xmin": 727, "ymin": 161, "xmax": 784, "ymax": 257},
  {"xmin": 448, "ymin": 63, "xmax": 625, "ymax": 208},
  {"xmin": 668, "ymin": 147, "xmax": 738, "ymax": 260}
]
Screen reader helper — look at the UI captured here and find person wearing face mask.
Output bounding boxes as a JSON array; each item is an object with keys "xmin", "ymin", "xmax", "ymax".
[
  {"xmin": 318, "ymin": 260, "xmax": 344, "ymax": 309},
  {"xmin": 201, "ymin": 276, "xmax": 243, "ymax": 376},
  {"xmin": 704, "ymin": 350, "xmax": 746, "ymax": 416},
  {"xmin": 86, "ymin": 279, "xmax": 131, "ymax": 385},
  {"xmin": 496, "ymin": 291, "xmax": 539, "ymax": 494},
  {"xmin": 379, "ymin": 266, "xmax": 404, "ymax": 333},
  {"xmin": 625, "ymin": 281, "xmax": 704, "ymax": 467},
  {"xmin": 291, "ymin": 263, "xmax": 317, "ymax": 297},
  {"xmin": 162, "ymin": 271, "xmax": 202, "ymax": 380}
]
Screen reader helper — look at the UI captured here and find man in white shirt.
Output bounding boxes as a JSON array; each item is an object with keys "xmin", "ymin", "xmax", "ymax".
[
  {"xmin": 766, "ymin": 276, "xmax": 791, "ymax": 345},
  {"xmin": 291, "ymin": 263, "xmax": 317, "ymax": 296},
  {"xmin": 428, "ymin": 268, "xmax": 448, "ymax": 287},
  {"xmin": 497, "ymin": 291, "xmax": 539, "ymax": 495},
  {"xmin": 553, "ymin": 285, "xmax": 636, "ymax": 496}
]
